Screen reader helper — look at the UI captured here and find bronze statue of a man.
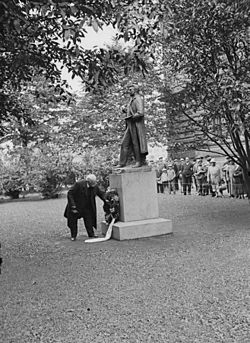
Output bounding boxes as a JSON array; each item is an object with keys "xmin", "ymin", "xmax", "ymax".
[{"xmin": 117, "ymin": 85, "xmax": 148, "ymax": 168}]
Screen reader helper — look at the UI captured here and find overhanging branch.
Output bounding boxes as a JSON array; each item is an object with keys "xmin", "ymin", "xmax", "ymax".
[{"xmin": 179, "ymin": 107, "xmax": 238, "ymax": 158}]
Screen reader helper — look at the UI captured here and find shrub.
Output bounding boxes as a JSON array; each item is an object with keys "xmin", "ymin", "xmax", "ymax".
[
  {"xmin": 3, "ymin": 175, "xmax": 23, "ymax": 199},
  {"xmin": 72, "ymin": 147, "xmax": 118, "ymax": 190},
  {"xmin": 31, "ymin": 145, "xmax": 74, "ymax": 199},
  {"xmin": 1, "ymin": 155, "xmax": 25, "ymax": 199},
  {"xmin": 0, "ymin": 145, "xmax": 118, "ymax": 199}
]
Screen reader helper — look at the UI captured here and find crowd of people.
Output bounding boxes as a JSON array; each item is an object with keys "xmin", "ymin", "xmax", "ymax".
[{"xmin": 150, "ymin": 155, "xmax": 247, "ymax": 199}]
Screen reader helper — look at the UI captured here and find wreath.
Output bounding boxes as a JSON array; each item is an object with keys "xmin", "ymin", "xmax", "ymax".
[{"xmin": 103, "ymin": 189, "xmax": 120, "ymax": 224}]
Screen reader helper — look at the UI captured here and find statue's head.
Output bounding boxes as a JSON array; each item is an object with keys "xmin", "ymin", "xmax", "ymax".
[{"xmin": 128, "ymin": 83, "xmax": 141, "ymax": 96}]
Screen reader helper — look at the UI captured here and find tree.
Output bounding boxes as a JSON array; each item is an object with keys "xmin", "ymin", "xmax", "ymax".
[
  {"xmin": 159, "ymin": 0, "xmax": 250, "ymax": 197},
  {"xmin": 60, "ymin": 65, "xmax": 169, "ymax": 151},
  {"xmin": 0, "ymin": 147, "xmax": 28, "ymax": 198},
  {"xmin": 1, "ymin": 0, "xmax": 160, "ymax": 137},
  {"xmin": 0, "ymin": 75, "xmax": 74, "ymax": 146}
]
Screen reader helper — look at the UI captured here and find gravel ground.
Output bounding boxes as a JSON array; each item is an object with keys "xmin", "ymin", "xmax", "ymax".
[{"xmin": 0, "ymin": 193, "xmax": 250, "ymax": 343}]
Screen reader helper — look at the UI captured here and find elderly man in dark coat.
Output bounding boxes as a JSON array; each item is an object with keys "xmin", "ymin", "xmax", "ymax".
[
  {"xmin": 64, "ymin": 174, "xmax": 108, "ymax": 240},
  {"xmin": 117, "ymin": 85, "xmax": 148, "ymax": 168}
]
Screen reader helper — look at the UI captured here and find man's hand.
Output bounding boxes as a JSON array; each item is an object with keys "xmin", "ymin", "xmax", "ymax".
[{"xmin": 71, "ymin": 207, "xmax": 79, "ymax": 215}]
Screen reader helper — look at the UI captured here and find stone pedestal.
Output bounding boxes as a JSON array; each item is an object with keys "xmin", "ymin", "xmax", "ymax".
[{"xmin": 101, "ymin": 166, "xmax": 173, "ymax": 240}]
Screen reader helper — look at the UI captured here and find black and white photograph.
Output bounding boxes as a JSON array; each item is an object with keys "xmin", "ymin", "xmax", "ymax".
[{"xmin": 1, "ymin": 1, "xmax": 250, "ymax": 342}]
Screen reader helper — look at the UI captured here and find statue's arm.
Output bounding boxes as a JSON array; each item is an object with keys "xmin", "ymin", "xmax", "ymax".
[{"xmin": 133, "ymin": 96, "xmax": 144, "ymax": 118}]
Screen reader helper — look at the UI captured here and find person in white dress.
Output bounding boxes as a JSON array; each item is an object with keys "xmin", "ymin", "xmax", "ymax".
[{"xmin": 207, "ymin": 159, "xmax": 221, "ymax": 197}]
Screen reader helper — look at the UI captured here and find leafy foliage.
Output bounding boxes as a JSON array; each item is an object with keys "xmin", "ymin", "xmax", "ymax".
[
  {"xmin": 0, "ymin": 142, "xmax": 117, "ymax": 198},
  {"xmin": 61, "ymin": 61, "xmax": 169, "ymax": 150},
  {"xmin": 31, "ymin": 144, "xmax": 74, "ymax": 198},
  {"xmin": 2, "ymin": 0, "xmax": 250, "ymax": 196},
  {"xmin": 1, "ymin": 0, "xmax": 160, "ymax": 136},
  {"xmin": 158, "ymin": 0, "xmax": 250, "ymax": 195},
  {"xmin": 0, "ymin": 147, "xmax": 31, "ymax": 198},
  {"xmin": 0, "ymin": 76, "xmax": 73, "ymax": 144},
  {"xmin": 0, "ymin": 144, "xmax": 74, "ymax": 198},
  {"xmin": 71, "ymin": 147, "xmax": 118, "ymax": 190}
]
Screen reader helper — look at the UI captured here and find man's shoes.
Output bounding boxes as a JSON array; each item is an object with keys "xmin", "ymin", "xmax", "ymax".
[{"xmin": 71, "ymin": 237, "xmax": 76, "ymax": 241}]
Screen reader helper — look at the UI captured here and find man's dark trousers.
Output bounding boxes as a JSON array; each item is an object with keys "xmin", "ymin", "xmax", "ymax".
[
  {"xmin": 182, "ymin": 175, "xmax": 192, "ymax": 195},
  {"xmin": 67, "ymin": 210, "xmax": 95, "ymax": 238},
  {"xmin": 67, "ymin": 187, "xmax": 96, "ymax": 238}
]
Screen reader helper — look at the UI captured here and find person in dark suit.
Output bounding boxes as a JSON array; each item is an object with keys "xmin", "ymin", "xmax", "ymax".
[
  {"xmin": 180, "ymin": 157, "xmax": 194, "ymax": 195},
  {"xmin": 64, "ymin": 174, "xmax": 108, "ymax": 241}
]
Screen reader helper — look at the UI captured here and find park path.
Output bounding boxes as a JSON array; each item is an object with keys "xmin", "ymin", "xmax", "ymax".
[{"xmin": 0, "ymin": 194, "xmax": 250, "ymax": 343}]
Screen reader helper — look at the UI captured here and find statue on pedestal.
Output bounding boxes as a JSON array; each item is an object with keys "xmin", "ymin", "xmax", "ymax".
[{"xmin": 116, "ymin": 85, "xmax": 148, "ymax": 168}]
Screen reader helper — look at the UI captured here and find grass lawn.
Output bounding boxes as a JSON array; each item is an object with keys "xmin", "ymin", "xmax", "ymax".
[{"xmin": 1, "ymin": 194, "xmax": 250, "ymax": 343}]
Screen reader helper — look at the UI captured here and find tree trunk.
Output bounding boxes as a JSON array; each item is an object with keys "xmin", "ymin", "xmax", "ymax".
[{"xmin": 242, "ymin": 168, "xmax": 250, "ymax": 200}]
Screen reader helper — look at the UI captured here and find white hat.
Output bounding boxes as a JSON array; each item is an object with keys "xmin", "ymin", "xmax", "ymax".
[{"xmin": 210, "ymin": 158, "xmax": 216, "ymax": 163}]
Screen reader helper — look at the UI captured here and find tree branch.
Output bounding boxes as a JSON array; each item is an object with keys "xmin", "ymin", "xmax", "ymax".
[{"xmin": 179, "ymin": 106, "xmax": 238, "ymax": 158}]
